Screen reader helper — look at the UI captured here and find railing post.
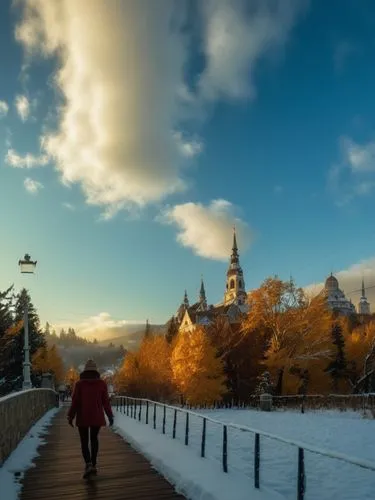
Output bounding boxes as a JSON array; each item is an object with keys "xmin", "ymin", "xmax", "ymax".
[
  {"xmin": 185, "ymin": 412, "xmax": 189, "ymax": 446},
  {"xmin": 173, "ymin": 409, "xmax": 177, "ymax": 439},
  {"xmin": 201, "ymin": 418, "xmax": 206, "ymax": 458},
  {"xmin": 146, "ymin": 401, "xmax": 149, "ymax": 425},
  {"xmin": 254, "ymin": 433, "xmax": 260, "ymax": 489},
  {"xmin": 134, "ymin": 399, "xmax": 137, "ymax": 419},
  {"xmin": 130, "ymin": 399, "xmax": 133, "ymax": 418},
  {"xmin": 222, "ymin": 425, "xmax": 228, "ymax": 473},
  {"xmin": 162, "ymin": 405, "xmax": 166, "ymax": 434},
  {"xmin": 126, "ymin": 397, "xmax": 129, "ymax": 416},
  {"xmin": 153, "ymin": 403, "xmax": 156, "ymax": 429},
  {"xmin": 138, "ymin": 400, "xmax": 142, "ymax": 421},
  {"xmin": 297, "ymin": 448, "xmax": 305, "ymax": 500},
  {"xmin": 116, "ymin": 396, "xmax": 119, "ymax": 411}
]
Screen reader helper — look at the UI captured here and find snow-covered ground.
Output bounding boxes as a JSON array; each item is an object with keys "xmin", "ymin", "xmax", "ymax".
[
  {"xmin": 113, "ymin": 403, "xmax": 375, "ymax": 500},
  {"xmin": 0, "ymin": 407, "xmax": 58, "ymax": 500}
]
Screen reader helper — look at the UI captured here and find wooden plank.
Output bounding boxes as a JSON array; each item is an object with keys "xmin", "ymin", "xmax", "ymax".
[{"xmin": 20, "ymin": 409, "xmax": 185, "ymax": 500}]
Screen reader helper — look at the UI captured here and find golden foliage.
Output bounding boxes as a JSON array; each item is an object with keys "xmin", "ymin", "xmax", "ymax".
[
  {"xmin": 65, "ymin": 366, "xmax": 80, "ymax": 387},
  {"xmin": 115, "ymin": 335, "xmax": 174, "ymax": 400},
  {"xmin": 243, "ymin": 277, "xmax": 332, "ymax": 394},
  {"xmin": 346, "ymin": 320, "xmax": 375, "ymax": 383},
  {"xmin": 32, "ymin": 344, "xmax": 65, "ymax": 383},
  {"xmin": 171, "ymin": 327, "xmax": 226, "ymax": 406}
]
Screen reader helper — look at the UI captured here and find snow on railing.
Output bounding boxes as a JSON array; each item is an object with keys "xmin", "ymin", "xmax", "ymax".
[{"xmin": 113, "ymin": 396, "xmax": 375, "ymax": 500}]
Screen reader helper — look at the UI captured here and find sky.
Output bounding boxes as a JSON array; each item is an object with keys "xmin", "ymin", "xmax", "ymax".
[{"xmin": 1, "ymin": 0, "xmax": 375, "ymax": 339}]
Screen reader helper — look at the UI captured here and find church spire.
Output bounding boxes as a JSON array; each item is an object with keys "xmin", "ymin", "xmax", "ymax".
[
  {"xmin": 230, "ymin": 227, "xmax": 239, "ymax": 265},
  {"xmin": 358, "ymin": 277, "xmax": 371, "ymax": 315},
  {"xmin": 184, "ymin": 289, "xmax": 189, "ymax": 307},
  {"xmin": 362, "ymin": 278, "xmax": 366, "ymax": 299},
  {"xmin": 198, "ymin": 276, "xmax": 207, "ymax": 310},
  {"xmin": 224, "ymin": 228, "xmax": 247, "ymax": 306}
]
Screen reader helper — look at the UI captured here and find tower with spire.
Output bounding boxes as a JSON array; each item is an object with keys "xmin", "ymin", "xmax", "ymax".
[
  {"xmin": 358, "ymin": 278, "xmax": 371, "ymax": 315},
  {"xmin": 224, "ymin": 228, "xmax": 247, "ymax": 306},
  {"xmin": 197, "ymin": 276, "xmax": 207, "ymax": 311}
]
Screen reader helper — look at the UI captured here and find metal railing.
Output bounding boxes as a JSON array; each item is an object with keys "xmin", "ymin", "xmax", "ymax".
[{"xmin": 113, "ymin": 396, "xmax": 375, "ymax": 500}]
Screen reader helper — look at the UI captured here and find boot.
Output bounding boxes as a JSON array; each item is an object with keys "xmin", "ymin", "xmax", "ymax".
[{"xmin": 83, "ymin": 462, "xmax": 93, "ymax": 479}]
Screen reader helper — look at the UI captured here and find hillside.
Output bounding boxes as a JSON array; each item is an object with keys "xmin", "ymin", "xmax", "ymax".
[{"xmin": 99, "ymin": 324, "xmax": 166, "ymax": 350}]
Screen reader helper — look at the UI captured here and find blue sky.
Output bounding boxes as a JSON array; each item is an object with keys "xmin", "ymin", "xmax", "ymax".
[{"xmin": 1, "ymin": 0, "xmax": 375, "ymax": 338}]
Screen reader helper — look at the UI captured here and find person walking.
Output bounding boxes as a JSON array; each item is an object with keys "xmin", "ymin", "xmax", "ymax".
[{"xmin": 67, "ymin": 359, "xmax": 114, "ymax": 478}]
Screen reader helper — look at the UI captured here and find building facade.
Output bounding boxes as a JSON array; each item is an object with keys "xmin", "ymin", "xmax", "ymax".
[
  {"xmin": 324, "ymin": 274, "xmax": 371, "ymax": 316},
  {"xmin": 176, "ymin": 231, "xmax": 248, "ymax": 334}
]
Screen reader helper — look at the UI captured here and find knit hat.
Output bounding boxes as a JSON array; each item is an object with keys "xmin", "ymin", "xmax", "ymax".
[{"xmin": 84, "ymin": 359, "xmax": 98, "ymax": 372}]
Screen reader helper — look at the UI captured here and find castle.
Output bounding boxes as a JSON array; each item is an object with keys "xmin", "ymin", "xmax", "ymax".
[
  {"xmin": 170, "ymin": 232, "xmax": 371, "ymax": 333},
  {"xmin": 175, "ymin": 230, "xmax": 248, "ymax": 333},
  {"xmin": 324, "ymin": 274, "xmax": 371, "ymax": 316}
]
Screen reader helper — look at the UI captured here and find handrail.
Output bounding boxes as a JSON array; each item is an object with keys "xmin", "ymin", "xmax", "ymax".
[
  {"xmin": 114, "ymin": 396, "xmax": 375, "ymax": 471},
  {"xmin": 113, "ymin": 395, "xmax": 375, "ymax": 500}
]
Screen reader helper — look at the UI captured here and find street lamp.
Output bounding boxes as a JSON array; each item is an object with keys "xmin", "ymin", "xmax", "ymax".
[{"xmin": 18, "ymin": 254, "xmax": 37, "ymax": 390}]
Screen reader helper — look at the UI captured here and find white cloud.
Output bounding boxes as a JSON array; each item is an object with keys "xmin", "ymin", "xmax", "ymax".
[
  {"xmin": 328, "ymin": 137, "xmax": 375, "ymax": 205},
  {"xmin": 304, "ymin": 257, "xmax": 375, "ymax": 312},
  {"xmin": 13, "ymin": 0, "xmax": 305, "ymax": 217},
  {"xmin": 24, "ymin": 177, "xmax": 43, "ymax": 194},
  {"xmin": 5, "ymin": 148, "xmax": 48, "ymax": 168},
  {"xmin": 198, "ymin": 0, "xmax": 305, "ymax": 101},
  {"xmin": 342, "ymin": 137, "xmax": 375, "ymax": 173},
  {"xmin": 159, "ymin": 199, "xmax": 252, "ymax": 261},
  {"xmin": 0, "ymin": 100, "xmax": 9, "ymax": 118},
  {"xmin": 62, "ymin": 202, "xmax": 75, "ymax": 211},
  {"xmin": 14, "ymin": 94, "xmax": 30, "ymax": 121}
]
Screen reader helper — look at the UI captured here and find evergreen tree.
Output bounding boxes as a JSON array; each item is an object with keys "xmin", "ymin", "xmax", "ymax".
[
  {"xmin": 8, "ymin": 288, "xmax": 46, "ymax": 388},
  {"xmin": 0, "ymin": 286, "xmax": 16, "ymax": 393},
  {"xmin": 166, "ymin": 316, "xmax": 178, "ymax": 344},
  {"xmin": 144, "ymin": 319, "xmax": 151, "ymax": 338},
  {"xmin": 254, "ymin": 371, "xmax": 273, "ymax": 395},
  {"xmin": 325, "ymin": 322, "xmax": 347, "ymax": 392}
]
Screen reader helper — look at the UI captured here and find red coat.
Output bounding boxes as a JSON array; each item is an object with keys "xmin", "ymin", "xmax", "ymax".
[{"xmin": 67, "ymin": 377, "xmax": 113, "ymax": 427}]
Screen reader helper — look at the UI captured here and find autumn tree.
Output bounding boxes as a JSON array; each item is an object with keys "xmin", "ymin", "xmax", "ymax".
[
  {"xmin": 33, "ymin": 345, "xmax": 65, "ymax": 384},
  {"xmin": 65, "ymin": 366, "xmax": 80, "ymax": 389},
  {"xmin": 115, "ymin": 335, "xmax": 174, "ymax": 400},
  {"xmin": 346, "ymin": 321, "xmax": 375, "ymax": 392},
  {"xmin": 171, "ymin": 327, "xmax": 226, "ymax": 406},
  {"xmin": 243, "ymin": 277, "xmax": 332, "ymax": 395}
]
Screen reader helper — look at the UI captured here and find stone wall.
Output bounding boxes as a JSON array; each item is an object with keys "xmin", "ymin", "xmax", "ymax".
[{"xmin": 0, "ymin": 388, "xmax": 58, "ymax": 465}]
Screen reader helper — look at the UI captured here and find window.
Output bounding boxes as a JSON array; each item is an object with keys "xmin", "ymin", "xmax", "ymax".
[{"xmin": 230, "ymin": 279, "xmax": 235, "ymax": 289}]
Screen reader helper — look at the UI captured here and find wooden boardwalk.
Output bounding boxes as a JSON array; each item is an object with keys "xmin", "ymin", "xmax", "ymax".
[{"xmin": 20, "ymin": 409, "xmax": 185, "ymax": 500}]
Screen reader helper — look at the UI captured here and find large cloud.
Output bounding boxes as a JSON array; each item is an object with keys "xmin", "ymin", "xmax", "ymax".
[
  {"xmin": 159, "ymin": 199, "xmax": 252, "ymax": 260},
  {"xmin": 13, "ymin": 0, "xmax": 304, "ymax": 217},
  {"xmin": 305, "ymin": 257, "xmax": 375, "ymax": 312}
]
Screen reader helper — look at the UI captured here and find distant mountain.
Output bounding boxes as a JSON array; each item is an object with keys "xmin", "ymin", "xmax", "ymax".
[
  {"xmin": 98, "ymin": 324, "xmax": 166, "ymax": 350},
  {"xmin": 57, "ymin": 344, "xmax": 125, "ymax": 372}
]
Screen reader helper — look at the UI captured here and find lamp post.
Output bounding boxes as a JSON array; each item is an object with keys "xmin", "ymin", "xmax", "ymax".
[{"xmin": 18, "ymin": 254, "xmax": 37, "ymax": 390}]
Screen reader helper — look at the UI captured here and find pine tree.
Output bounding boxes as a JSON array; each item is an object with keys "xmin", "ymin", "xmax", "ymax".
[
  {"xmin": 165, "ymin": 316, "xmax": 178, "ymax": 344},
  {"xmin": 144, "ymin": 319, "xmax": 151, "ymax": 338},
  {"xmin": 254, "ymin": 371, "xmax": 273, "ymax": 395},
  {"xmin": 7, "ymin": 288, "xmax": 46, "ymax": 388},
  {"xmin": 325, "ymin": 322, "xmax": 347, "ymax": 392},
  {"xmin": 171, "ymin": 328, "xmax": 226, "ymax": 406}
]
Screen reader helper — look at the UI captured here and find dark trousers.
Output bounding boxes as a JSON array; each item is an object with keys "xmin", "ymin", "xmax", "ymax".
[{"xmin": 78, "ymin": 426, "xmax": 100, "ymax": 466}]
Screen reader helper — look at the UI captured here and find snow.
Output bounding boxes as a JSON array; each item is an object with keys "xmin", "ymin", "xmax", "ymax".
[
  {"xmin": 113, "ymin": 411, "xmax": 283, "ymax": 500},
  {"xmin": 0, "ymin": 407, "xmax": 58, "ymax": 500},
  {"xmin": 113, "ymin": 403, "xmax": 375, "ymax": 500}
]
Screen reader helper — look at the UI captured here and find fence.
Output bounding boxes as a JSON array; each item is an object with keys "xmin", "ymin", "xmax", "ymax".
[
  {"xmin": 0, "ymin": 388, "xmax": 58, "ymax": 465},
  {"xmin": 247, "ymin": 394, "xmax": 375, "ymax": 415},
  {"xmin": 113, "ymin": 396, "xmax": 375, "ymax": 500}
]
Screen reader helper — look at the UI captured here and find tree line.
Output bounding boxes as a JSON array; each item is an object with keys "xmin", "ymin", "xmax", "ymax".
[{"xmin": 114, "ymin": 277, "xmax": 375, "ymax": 405}]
